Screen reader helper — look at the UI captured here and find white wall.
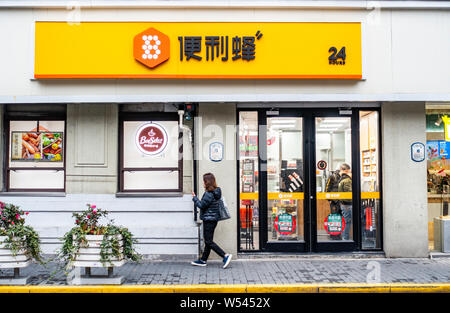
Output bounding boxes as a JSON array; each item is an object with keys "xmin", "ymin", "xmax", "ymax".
[
  {"xmin": 0, "ymin": 8, "xmax": 448, "ymax": 102},
  {"xmin": 0, "ymin": 194, "xmax": 198, "ymax": 255},
  {"xmin": 0, "ymin": 103, "xmax": 199, "ymax": 256}
]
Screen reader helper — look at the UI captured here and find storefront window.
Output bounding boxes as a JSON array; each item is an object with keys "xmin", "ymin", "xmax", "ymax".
[
  {"xmin": 359, "ymin": 111, "xmax": 381, "ymax": 249},
  {"xmin": 120, "ymin": 115, "xmax": 182, "ymax": 192},
  {"xmin": 7, "ymin": 120, "xmax": 65, "ymax": 191},
  {"xmin": 426, "ymin": 104, "xmax": 450, "ymax": 251},
  {"xmin": 239, "ymin": 111, "xmax": 259, "ymax": 250}
]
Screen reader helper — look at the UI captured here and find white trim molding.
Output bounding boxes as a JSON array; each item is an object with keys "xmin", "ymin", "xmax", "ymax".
[
  {"xmin": 0, "ymin": 93, "xmax": 449, "ymax": 104},
  {"xmin": 0, "ymin": 1, "xmax": 449, "ymax": 10}
]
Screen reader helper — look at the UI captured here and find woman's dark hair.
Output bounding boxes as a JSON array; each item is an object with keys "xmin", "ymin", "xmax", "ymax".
[{"xmin": 203, "ymin": 173, "xmax": 218, "ymax": 192}]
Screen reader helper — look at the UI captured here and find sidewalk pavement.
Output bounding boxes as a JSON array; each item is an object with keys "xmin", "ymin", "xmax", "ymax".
[{"xmin": 1, "ymin": 257, "xmax": 449, "ymax": 287}]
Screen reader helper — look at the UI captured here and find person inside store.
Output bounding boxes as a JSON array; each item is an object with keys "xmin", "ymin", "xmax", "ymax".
[
  {"xmin": 325, "ymin": 168, "xmax": 342, "ymax": 240},
  {"xmin": 191, "ymin": 173, "xmax": 232, "ymax": 269},
  {"xmin": 338, "ymin": 163, "xmax": 353, "ymax": 241}
]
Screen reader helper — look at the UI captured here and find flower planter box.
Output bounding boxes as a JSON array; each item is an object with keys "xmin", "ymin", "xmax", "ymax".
[
  {"xmin": 0, "ymin": 236, "xmax": 31, "ymax": 285},
  {"xmin": 68, "ymin": 235, "xmax": 125, "ymax": 285}
]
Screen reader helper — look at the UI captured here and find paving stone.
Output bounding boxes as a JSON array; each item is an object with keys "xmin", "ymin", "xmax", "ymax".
[{"xmin": 0, "ymin": 258, "xmax": 449, "ymax": 285}]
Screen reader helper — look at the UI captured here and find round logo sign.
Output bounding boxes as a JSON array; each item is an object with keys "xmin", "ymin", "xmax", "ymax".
[
  {"xmin": 135, "ymin": 122, "xmax": 168, "ymax": 155},
  {"xmin": 323, "ymin": 213, "xmax": 345, "ymax": 235},
  {"xmin": 274, "ymin": 213, "xmax": 296, "ymax": 235},
  {"xmin": 317, "ymin": 160, "xmax": 327, "ymax": 170}
]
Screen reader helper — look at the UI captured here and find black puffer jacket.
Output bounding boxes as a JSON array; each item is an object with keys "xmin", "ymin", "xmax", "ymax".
[{"xmin": 193, "ymin": 187, "xmax": 222, "ymax": 222}]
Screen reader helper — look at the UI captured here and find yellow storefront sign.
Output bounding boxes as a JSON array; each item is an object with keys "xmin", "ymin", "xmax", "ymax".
[{"xmin": 34, "ymin": 22, "xmax": 362, "ymax": 79}]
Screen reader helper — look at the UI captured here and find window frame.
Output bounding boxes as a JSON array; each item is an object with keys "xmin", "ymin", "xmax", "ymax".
[
  {"xmin": 4, "ymin": 110, "xmax": 67, "ymax": 193},
  {"xmin": 119, "ymin": 112, "xmax": 183, "ymax": 193}
]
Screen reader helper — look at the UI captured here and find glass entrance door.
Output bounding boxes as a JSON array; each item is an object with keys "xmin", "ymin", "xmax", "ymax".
[
  {"xmin": 266, "ymin": 116, "xmax": 305, "ymax": 245},
  {"xmin": 257, "ymin": 110, "xmax": 308, "ymax": 252},
  {"xmin": 313, "ymin": 116, "xmax": 357, "ymax": 251},
  {"xmin": 238, "ymin": 108, "xmax": 374, "ymax": 253}
]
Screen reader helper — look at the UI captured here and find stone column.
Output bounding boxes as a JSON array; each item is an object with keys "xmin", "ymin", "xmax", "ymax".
[{"xmin": 381, "ymin": 102, "xmax": 428, "ymax": 257}]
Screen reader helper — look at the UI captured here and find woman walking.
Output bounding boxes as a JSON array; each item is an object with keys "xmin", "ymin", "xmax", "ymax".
[{"xmin": 191, "ymin": 173, "xmax": 232, "ymax": 268}]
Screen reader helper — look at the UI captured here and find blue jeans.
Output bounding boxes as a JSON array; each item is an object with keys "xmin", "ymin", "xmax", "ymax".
[{"xmin": 340, "ymin": 204, "xmax": 353, "ymax": 240}]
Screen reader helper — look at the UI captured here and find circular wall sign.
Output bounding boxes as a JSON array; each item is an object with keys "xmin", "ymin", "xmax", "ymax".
[
  {"xmin": 135, "ymin": 122, "xmax": 168, "ymax": 155},
  {"xmin": 274, "ymin": 213, "xmax": 296, "ymax": 235},
  {"xmin": 323, "ymin": 213, "xmax": 345, "ymax": 235},
  {"xmin": 317, "ymin": 160, "xmax": 327, "ymax": 170}
]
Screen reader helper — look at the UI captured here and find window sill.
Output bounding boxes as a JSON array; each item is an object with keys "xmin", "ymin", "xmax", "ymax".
[
  {"xmin": 115, "ymin": 192, "xmax": 183, "ymax": 198},
  {"xmin": 0, "ymin": 192, "xmax": 66, "ymax": 197}
]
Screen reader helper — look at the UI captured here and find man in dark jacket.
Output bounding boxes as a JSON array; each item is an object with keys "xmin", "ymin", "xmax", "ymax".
[
  {"xmin": 192, "ymin": 185, "xmax": 232, "ymax": 268},
  {"xmin": 338, "ymin": 163, "xmax": 352, "ymax": 240}
]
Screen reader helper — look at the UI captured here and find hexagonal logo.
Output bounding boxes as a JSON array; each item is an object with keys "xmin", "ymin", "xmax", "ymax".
[{"xmin": 133, "ymin": 28, "xmax": 170, "ymax": 69}]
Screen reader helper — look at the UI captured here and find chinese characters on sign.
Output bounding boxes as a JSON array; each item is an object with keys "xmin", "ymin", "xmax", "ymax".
[
  {"xmin": 178, "ymin": 31, "xmax": 263, "ymax": 62},
  {"xmin": 323, "ymin": 213, "xmax": 345, "ymax": 235},
  {"xmin": 11, "ymin": 132, "xmax": 64, "ymax": 162},
  {"xmin": 274, "ymin": 213, "xmax": 296, "ymax": 235}
]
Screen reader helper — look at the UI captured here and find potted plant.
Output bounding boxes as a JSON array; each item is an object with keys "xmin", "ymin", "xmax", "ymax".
[
  {"xmin": 0, "ymin": 201, "xmax": 43, "ymax": 284},
  {"xmin": 57, "ymin": 204, "xmax": 141, "ymax": 284}
]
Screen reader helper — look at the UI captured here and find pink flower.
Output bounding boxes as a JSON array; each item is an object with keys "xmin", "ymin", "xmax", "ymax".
[
  {"xmin": 11, "ymin": 221, "xmax": 14, "ymax": 225},
  {"xmin": 25, "ymin": 212, "xmax": 29, "ymax": 215},
  {"xmin": 92, "ymin": 210, "xmax": 97, "ymax": 214},
  {"xmin": 91, "ymin": 205, "xmax": 96, "ymax": 209},
  {"xmin": 87, "ymin": 215, "xmax": 91, "ymax": 219},
  {"xmin": 16, "ymin": 214, "xmax": 20, "ymax": 220}
]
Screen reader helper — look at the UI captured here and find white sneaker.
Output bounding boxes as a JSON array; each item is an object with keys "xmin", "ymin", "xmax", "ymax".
[{"xmin": 223, "ymin": 254, "xmax": 232, "ymax": 269}]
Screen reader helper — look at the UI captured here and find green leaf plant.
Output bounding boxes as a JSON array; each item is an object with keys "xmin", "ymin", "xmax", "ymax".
[
  {"xmin": 56, "ymin": 204, "xmax": 141, "ymax": 273},
  {"xmin": 0, "ymin": 201, "xmax": 44, "ymax": 264}
]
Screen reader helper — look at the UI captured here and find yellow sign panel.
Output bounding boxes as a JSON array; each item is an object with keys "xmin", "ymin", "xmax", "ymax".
[
  {"xmin": 34, "ymin": 22, "xmax": 362, "ymax": 79},
  {"xmin": 317, "ymin": 192, "xmax": 353, "ymax": 200},
  {"xmin": 240, "ymin": 192, "xmax": 379, "ymax": 200},
  {"xmin": 268, "ymin": 193, "xmax": 304, "ymax": 200},
  {"xmin": 361, "ymin": 192, "xmax": 380, "ymax": 199},
  {"xmin": 240, "ymin": 193, "xmax": 259, "ymax": 200}
]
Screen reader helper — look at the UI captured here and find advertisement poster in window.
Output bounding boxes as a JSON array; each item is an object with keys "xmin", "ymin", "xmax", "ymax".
[
  {"xmin": 274, "ymin": 213, "xmax": 296, "ymax": 235},
  {"xmin": 323, "ymin": 213, "xmax": 345, "ymax": 236},
  {"xmin": 11, "ymin": 131, "xmax": 63, "ymax": 162}
]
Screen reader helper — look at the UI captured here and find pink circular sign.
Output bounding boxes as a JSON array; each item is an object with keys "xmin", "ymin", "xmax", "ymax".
[
  {"xmin": 274, "ymin": 213, "xmax": 296, "ymax": 235},
  {"xmin": 323, "ymin": 214, "xmax": 345, "ymax": 235},
  {"xmin": 135, "ymin": 123, "xmax": 168, "ymax": 155}
]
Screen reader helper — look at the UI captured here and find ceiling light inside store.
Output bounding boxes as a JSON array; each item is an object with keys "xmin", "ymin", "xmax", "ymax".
[
  {"xmin": 319, "ymin": 124, "xmax": 342, "ymax": 128},
  {"xmin": 271, "ymin": 124, "xmax": 296, "ymax": 129},
  {"xmin": 271, "ymin": 119, "xmax": 297, "ymax": 124},
  {"xmin": 321, "ymin": 119, "xmax": 348, "ymax": 124},
  {"xmin": 318, "ymin": 128, "xmax": 339, "ymax": 132}
]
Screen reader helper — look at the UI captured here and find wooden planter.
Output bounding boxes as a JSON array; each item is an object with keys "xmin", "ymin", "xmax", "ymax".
[
  {"xmin": 69, "ymin": 234, "xmax": 125, "ymax": 285},
  {"xmin": 0, "ymin": 236, "xmax": 31, "ymax": 285}
]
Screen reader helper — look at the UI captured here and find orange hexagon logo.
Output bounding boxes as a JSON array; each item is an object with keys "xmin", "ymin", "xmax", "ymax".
[{"xmin": 133, "ymin": 28, "xmax": 170, "ymax": 69}]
